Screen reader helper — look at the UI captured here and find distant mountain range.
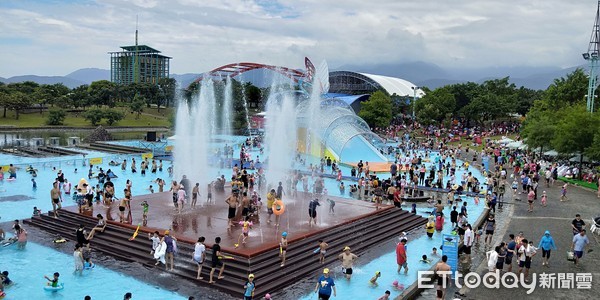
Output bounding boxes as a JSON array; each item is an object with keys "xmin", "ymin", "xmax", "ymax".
[
  {"xmin": 0, "ymin": 62, "xmax": 587, "ymax": 90},
  {"xmin": 336, "ymin": 61, "xmax": 585, "ymax": 90}
]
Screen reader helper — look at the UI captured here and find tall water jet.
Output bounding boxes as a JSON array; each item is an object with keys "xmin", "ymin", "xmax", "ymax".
[
  {"xmin": 221, "ymin": 76, "xmax": 233, "ymax": 136},
  {"xmin": 241, "ymin": 83, "xmax": 253, "ymax": 138},
  {"xmin": 174, "ymin": 95, "xmax": 193, "ymax": 180},
  {"xmin": 263, "ymin": 81, "xmax": 298, "ymax": 188},
  {"xmin": 174, "ymin": 78, "xmax": 217, "ymax": 187},
  {"xmin": 303, "ymin": 60, "xmax": 329, "ymax": 159}
]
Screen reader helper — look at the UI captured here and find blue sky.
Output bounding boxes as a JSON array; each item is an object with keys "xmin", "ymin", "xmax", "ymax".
[{"xmin": 0, "ymin": 0, "xmax": 595, "ymax": 77}]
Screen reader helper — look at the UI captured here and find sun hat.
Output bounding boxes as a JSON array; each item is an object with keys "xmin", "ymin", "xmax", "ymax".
[
  {"xmin": 344, "ymin": 246, "xmax": 350, "ymax": 251},
  {"xmin": 323, "ymin": 268, "xmax": 329, "ymax": 274}
]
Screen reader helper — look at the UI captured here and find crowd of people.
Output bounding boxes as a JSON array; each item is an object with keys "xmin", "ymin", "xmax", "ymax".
[{"xmin": 2, "ymin": 119, "xmax": 599, "ymax": 299}]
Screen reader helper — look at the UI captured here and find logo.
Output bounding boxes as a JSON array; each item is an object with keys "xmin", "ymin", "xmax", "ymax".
[{"xmin": 418, "ymin": 271, "xmax": 592, "ymax": 294}]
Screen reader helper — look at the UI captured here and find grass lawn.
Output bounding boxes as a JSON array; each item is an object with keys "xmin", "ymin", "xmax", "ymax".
[
  {"xmin": 447, "ymin": 133, "xmax": 518, "ymax": 151},
  {"xmin": 558, "ymin": 177, "xmax": 599, "ymax": 190},
  {"xmin": 142, "ymin": 106, "xmax": 173, "ymax": 119},
  {"xmin": 0, "ymin": 108, "xmax": 170, "ymax": 128}
]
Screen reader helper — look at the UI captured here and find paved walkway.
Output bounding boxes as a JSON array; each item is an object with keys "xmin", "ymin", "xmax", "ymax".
[
  {"xmin": 461, "ymin": 179, "xmax": 600, "ymax": 299},
  {"xmin": 412, "ymin": 149, "xmax": 600, "ymax": 300},
  {"xmin": 418, "ymin": 177, "xmax": 600, "ymax": 300}
]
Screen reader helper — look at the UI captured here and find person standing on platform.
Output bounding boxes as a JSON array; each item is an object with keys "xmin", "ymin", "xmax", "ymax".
[
  {"xmin": 226, "ymin": 192, "xmax": 239, "ymax": 231},
  {"xmin": 192, "ymin": 183, "xmax": 199, "ymax": 209},
  {"xmin": 309, "ymin": 198, "xmax": 320, "ymax": 227},
  {"xmin": 177, "ymin": 185, "xmax": 187, "ymax": 214},
  {"xmin": 170, "ymin": 181, "xmax": 179, "ymax": 211},
  {"xmin": 266, "ymin": 189, "xmax": 276, "ymax": 224}
]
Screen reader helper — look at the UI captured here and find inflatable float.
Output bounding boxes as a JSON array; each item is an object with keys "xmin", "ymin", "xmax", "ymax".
[
  {"xmin": 154, "ymin": 241, "xmax": 167, "ymax": 260},
  {"xmin": 84, "ymin": 262, "xmax": 95, "ymax": 270},
  {"xmin": 1, "ymin": 239, "xmax": 16, "ymax": 247},
  {"xmin": 272, "ymin": 200, "xmax": 285, "ymax": 216},
  {"xmin": 77, "ymin": 178, "xmax": 88, "ymax": 191},
  {"xmin": 43, "ymin": 283, "xmax": 64, "ymax": 291}
]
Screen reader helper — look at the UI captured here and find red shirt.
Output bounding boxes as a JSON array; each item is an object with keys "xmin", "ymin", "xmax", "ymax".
[{"xmin": 396, "ymin": 243, "xmax": 407, "ymax": 264}]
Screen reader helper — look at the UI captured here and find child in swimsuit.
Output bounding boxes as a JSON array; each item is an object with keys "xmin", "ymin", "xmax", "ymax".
[
  {"xmin": 235, "ymin": 217, "xmax": 253, "ymax": 248},
  {"xmin": 141, "ymin": 201, "xmax": 149, "ymax": 225},
  {"xmin": 44, "ymin": 272, "xmax": 60, "ymax": 288}
]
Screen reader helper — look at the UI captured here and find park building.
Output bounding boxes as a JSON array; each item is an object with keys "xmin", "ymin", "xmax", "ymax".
[
  {"xmin": 109, "ymin": 44, "xmax": 171, "ymax": 85},
  {"xmin": 327, "ymin": 71, "xmax": 425, "ymax": 113}
]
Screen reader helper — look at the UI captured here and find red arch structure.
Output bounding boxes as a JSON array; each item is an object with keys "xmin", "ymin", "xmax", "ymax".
[{"xmin": 192, "ymin": 62, "xmax": 307, "ymax": 84}]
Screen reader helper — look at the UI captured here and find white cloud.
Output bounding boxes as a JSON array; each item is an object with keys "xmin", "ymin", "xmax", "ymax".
[{"xmin": 0, "ymin": 0, "xmax": 595, "ymax": 77}]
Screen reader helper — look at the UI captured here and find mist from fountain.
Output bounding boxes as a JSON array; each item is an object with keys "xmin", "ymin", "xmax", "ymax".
[
  {"xmin": 241, "ymin": 83, "xmax": 253, "ymax": 138},
  {"xmin": 263, "ymin": 79, "xmax": 298, "ymax": 189},
  {"xmin": 222, "ymin": 76, "xmax": 233, "ymax": 136},
  {"xmin": 304, "ymin": 65, "xmax": 325, "ymax": 156},
  {"xmin": 174, "ymin": 78, "xmax": 217, "ymax": 189}
]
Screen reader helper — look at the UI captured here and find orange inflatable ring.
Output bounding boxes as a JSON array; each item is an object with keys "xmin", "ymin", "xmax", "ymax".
[{"xmin": 272, "ymin": 199, "xmax": 285, "ymax": 216}]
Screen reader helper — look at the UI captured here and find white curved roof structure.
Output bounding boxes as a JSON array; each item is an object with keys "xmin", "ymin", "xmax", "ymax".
[
  {"xmin": 358, "ymin": 73, "xmax": 425, "ymax": 97},
  {"xmin": 328, "ymin": 71, "xmax": 425, "ymax": 98}
]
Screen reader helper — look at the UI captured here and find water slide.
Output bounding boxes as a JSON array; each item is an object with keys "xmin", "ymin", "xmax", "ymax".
[{"xmin": 338, "ymin": 135, "xmax": 388, "ymax": 163}]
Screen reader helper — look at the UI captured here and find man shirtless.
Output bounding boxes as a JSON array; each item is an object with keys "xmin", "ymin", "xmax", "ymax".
[
  {"xmin": 225, "ymin": 192, "xmax": 239, "ymax": 231},
  {"xmin": 240, "ymin": 192, "xmax": 250, "ymax": 218},
  {"xmin": 338, "ymin": 246, "xmax": 358, "ymax": 280},
  {"xmin": 434, "ymin": 255, "xmax": 451, "ymax": 300},
  {"xmin": 51, "ymin": 182, "xmax": 62, "ymax": 218}
]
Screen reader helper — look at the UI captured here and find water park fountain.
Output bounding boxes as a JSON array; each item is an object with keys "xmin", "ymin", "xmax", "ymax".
[{"xmin": 9, "ymin": 58, "xmax": 459, "ymax": 300}]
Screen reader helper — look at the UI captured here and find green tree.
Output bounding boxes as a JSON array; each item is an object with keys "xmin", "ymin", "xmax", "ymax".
[
  {"xmin": 103, "ymin": 109, "xmax": 125, "ymax": 125},
  {"xmin": 415, "ymin": 87, "xmax": 455, "ymax": 125},
  {"xmin": 586, "ymin": 131, "xmax": 600, "ymax": 162},
  {"xmin": 5, "ymin": 91, "xmax": 32, "ymax": 120},
  {"xmin": 448, "ymin": 82, "xmax": 481, "ymax": 113},
  {"xmin": 129, "ymin": 94, "xmax": 145, "ymax": 119},
  {"xmin": 358, "ymin": 90, "xmax": 393, "ymax": 129},
  {"xmin": 541, "ymin": 68, "xmax": 588, "ymax": 111},
  {"xmin": 88, "ymin": 80, "xmax": 116, "ymax": 107},
  {"xmin": 552, "ymin": 104, "xmax": 600, "ymax": 178},
  {"xmin": 158, "ymin": 77, "xmax": 177, "ymax": 109},
  {"xmin": 0, "ymin": 84, "xmax": 9, "ymax": 117},
  {"xmin": 69, "ymin": 84, "xmax": 91, "ymax": 109},
  {"xmin": 244, "ymin": 82, "xmax": 262, "ymax": 109},
  {"xmin": 521, "ymin": 108, "xmax": 556, "ymax": 155},
  {"xmin": 84, "ymin": 108, "xmax": 104, "ymax": 125},
  {"xmin": 515, "ymin": 87, "xmax": 543, "ymax": 116},
  {"xmin": 46, "ymin": 109, "xmax": 67, "ymax": 125}
]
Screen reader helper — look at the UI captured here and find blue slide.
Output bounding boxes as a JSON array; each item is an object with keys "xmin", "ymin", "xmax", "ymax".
[{"xmin": 339, "ymin": 136, "xmax": 387, "ymax": 163}]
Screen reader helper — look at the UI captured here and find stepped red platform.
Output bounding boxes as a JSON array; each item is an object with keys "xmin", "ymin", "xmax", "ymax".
[{"xmin": 64, "ymin": 191, "xmax": 388, "ymax": 257}]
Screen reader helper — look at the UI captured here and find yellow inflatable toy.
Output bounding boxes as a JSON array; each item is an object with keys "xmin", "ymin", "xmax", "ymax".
[{"xmin": 77, "ymin": 178, "xmax": 89, "ymax": 192}]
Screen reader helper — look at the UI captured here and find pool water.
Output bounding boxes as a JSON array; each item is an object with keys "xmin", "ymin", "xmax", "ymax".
[
  {"xmin": 1, "ymin": 138, "xmax": 488, "ymax": 300},
  {"xmin": 0, "ymin": 241, "xmax": 186, "ymax": 300},
  {"xmin": 0, "ymin": 151, "xmax": 174, "ymax": 222},
  {"xmin": 294, "ymin": 155, "xmax": 488, "ymax": 300}
]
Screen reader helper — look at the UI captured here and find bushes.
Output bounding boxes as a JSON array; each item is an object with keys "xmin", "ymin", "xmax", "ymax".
[
  {"xmin": 46, "ymin": 109, "xmax": 66, "ymax": 125},
  {"xmin": 84, "ymin": 108, "xmax": 124, "ymax": 126}
]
